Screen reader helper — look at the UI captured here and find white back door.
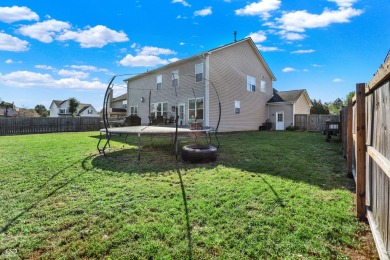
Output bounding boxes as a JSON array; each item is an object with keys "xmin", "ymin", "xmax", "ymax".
[{"xmin": 276, "ymin": 112, "xmax": 284, "ymax": 130}]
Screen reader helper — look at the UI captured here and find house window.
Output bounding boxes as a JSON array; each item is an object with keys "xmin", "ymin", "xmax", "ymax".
[
  {"xmin": 88, "ymin": 110, "xmax": 93, "ymax": 114},
  {"xmin": 172, "ymin": 70, "xmax": 179, "ymax": 88},
  {"xmin": 150, "ymin": 102, "xmax": 168, "ymax": 117},
  {"xmin": 59, "ymin": 108, "xmax": 68, "ymax": 114},
  {"xmin": 130, "ymin": 105, "xmax": 138, "ymax": 116},
  {"xmin": 235, "ymin": 101, "xmax": 240, "ymax": 114},
  {"xmin": 156, "ymin": 74, "xmax": 162, "ymax": 90},
  {"xmin": 188, "ymin": 97, "xmax": 204, "ymax": 120},
  {"xmin": 123, "ymin": 100, "xmax": 127, "ymax": 108},
  {"xmin": 195, "ymin": 63, "xmax": 203, "ymax": 82},
  {"xmin": 247, "ymin": 76, "xmax": 256, "ymax": 92},
  {"xmin": 261, "ymin": 79, "xmax": 266, "ymax": 92}
]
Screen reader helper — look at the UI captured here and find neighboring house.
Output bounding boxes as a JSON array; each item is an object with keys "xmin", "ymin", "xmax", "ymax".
[
  {"xmin": 124, "ymin": 37, "xmax": 276, "ymax": 131},
  {"xmin": 107, "ymin": 90, "xmax": 127, "ymax": 118},
  {"xmin": 0, "ymin": 102, "xmax": 18, "ymax": 117},
  {"xmin": 267, "ymin": 89, "xmax": 312, "ymax": 130},
  {"xmin": 49, "ymin": 99, "xmax": 99, "ymax": 117}
]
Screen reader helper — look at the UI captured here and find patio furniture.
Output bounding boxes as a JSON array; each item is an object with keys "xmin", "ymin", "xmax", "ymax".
[
  {"xmin": 125, "ymin": 115, "xmax": 141, "ymax": 126},
  {"xmin": 156, "ymin": 115, "xmax": 164, "ymax": 125}
]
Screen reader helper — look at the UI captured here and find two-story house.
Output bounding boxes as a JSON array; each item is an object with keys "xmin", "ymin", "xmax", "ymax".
[
  {"xmin": 49, "ymin": 99, "xmax": 99, "ymax": 117},
  {"xmin": 106, "ymin": 90, "xmax": 127, "ymax": 118},
  {"xmin": 124, "ymin": 37, "xmax": 277, "ymax": 132}
]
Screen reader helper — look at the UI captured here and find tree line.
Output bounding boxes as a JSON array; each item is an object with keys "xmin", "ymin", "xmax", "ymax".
[{"xmin": 310, "ymin": 91, "xmax": 355, "ymax": 115}]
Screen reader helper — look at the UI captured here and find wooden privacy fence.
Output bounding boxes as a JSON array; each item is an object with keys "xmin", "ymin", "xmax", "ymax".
[
  {"xmin": 294, "ymin": 114, "xmax": 339, "ymax": 131},
  {"xmin": 0, "ymin": 117, "xmax": 102, "ymax": 135},
  {"xmin": 341, "ymin": 55, "xmax": 390, "ymax": 259}
]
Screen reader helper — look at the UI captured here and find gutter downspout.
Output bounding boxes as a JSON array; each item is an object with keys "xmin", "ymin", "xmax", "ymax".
[{"xmin": 204, "ymin": 53, "xmax": 210, "ymax": 127}]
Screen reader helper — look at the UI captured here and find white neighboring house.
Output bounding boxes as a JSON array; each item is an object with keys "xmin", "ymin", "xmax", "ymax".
[{"xmin": 49, "ymin": 99, "xmax": 99, "ymax": 117}]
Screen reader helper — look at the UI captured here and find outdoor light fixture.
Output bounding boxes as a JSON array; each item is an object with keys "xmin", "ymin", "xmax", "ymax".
[{"xmin": 140, "ymin": 97, "xmax": 145, "ymax": 103}]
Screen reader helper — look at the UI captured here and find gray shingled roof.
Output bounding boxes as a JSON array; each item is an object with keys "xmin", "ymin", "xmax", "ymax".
[
  {"xmin": 112, "ymin": 93, "xmax": 127, "ymax": 101},
  {"xmin": 267, "ymin": 89, "xmax": 306, "ymax": 103}
]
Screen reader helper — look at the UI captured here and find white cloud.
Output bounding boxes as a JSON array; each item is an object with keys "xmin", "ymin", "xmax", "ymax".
[
  {"xmin": 5, "ymin": 59, "xmax": 22, "ymax": 64},
  {"xmin": 0, "ymin": 70, "xmax": 106, "ymax": 89},
  {"xmin": 235, "ymin": 0, "xmax": 281, "ymax": 20},
  {"xmin": 179, "ymin": 42, "xmax": 185, "ymax": 46},
  {"xmin": 247, "ymin": 30, "xmax": 267, "ymax": 43},
  {"xmin": 328, "ymin": 0, "xmax": 357, "ymax": 8},
  {"xmin": 172, "ymin": 0, "xmax": 191, "ymax": 7},
  {"xmin": 291, "ymin": 49, "xmax": 315, "ymax": 54},
  {"xmin": 57, "ymin": 25, "xmax": 129, "ymax": 48},
  {"xmin": 256, "ymin": 44, "xmax": 280, "ymax": 52},
  {"xmin": 138, "ymin": 46, "xmax": 177, "ymax": 56},
  {"xmin": 18, "ymin": 19, "xmax": 71, "ymax": 43},
  {"xmin": 0, "ymin": 32, "xmax": 29, "ymax": 52},
  {"xmin": 57, "ymin": 69, "xmax": 89, "ymax": 79},
  {"xmin": 35, "ymin": 65, "xmax": 55, "ymax": 71},
  {"xmin": 333, "ymin": 78, "xmax": 344, "ymax": 82},
  {"xmin": 0, "ymin": 6, "xmax": 39, "ymax": 23},
  {"xmin": 119, "ymin": 54, "xmax": 170, "ymax": 67},
  {"xmin": 277, "ymin": 7, "xmax": 363, "ymax": 33},
  {"xmin": 69, "ymin": 65, "xmax": 108, "ymax": 73},
  {"xmin": 5, "ymin": 59, "xmax": 21, "ymax": 64},
  {"xmin": 169, "ymin": 58, "xmax": 180, "ymax": 63},
  {"xmin": 279, "ymin": 31, "xmax": 306, "ymax": 40},
  {"xmin": 282, "ymin": 67, "xmax": 296, "ymax": 72},
  {"xmin": 194, "ymin": 7, "xmax": 212, "ymax": 17}
]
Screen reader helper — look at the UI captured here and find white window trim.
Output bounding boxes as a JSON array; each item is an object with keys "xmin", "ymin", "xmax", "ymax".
[
  {"xmin": 156, "ymin": 74, "xmax": 162, "ymax": 90},
  {"xmin": 195, "ymin": 63, "xmax": 204, "ymax": 82},
  {"xmin": 172, "ymin": 70, "xmax": 179, "ymax": 88},
  {"xmin": 188, "ymin": 97, "xmax": 204, "ymax": 121},
  {"xmin": 247, "ymin": 75, "xmax": 256, "ymax": 92},
  {"xmin": 235, "ymin": 101, "xmax": 240, "ymax": 114},
  {"xmin": 150, "ymin": 102, "xmax": 168, "ymax": 117},
  {"xmin": 130, "ymin": 105, "xmax": 138, "ymax": 116}
]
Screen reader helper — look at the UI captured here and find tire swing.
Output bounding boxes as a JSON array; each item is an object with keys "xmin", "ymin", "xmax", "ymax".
[
  {"xmin": 180, "ymin": 79, "xmax": 221, "ymax": 163},
  {"xmin": 182, "ymin": 144, "xmax": 218, "ymax": 163}
]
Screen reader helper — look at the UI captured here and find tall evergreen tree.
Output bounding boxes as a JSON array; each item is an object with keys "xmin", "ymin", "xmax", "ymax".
[{"xmin": 310, "ymin": 99, "xmax": 329, "ymax": 114}]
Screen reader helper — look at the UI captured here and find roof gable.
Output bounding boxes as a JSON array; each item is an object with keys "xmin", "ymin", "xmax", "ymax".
[
  {"xmin": 124, "ymin": 37, "xmax": 276, "ymax": 82},
  {"xmin": 112, "ymin": 93, "xmax": 127, "ymax": 101},
  {"xmin": 267, "ymin": 89, "xmax": 311, "ymax": 105}
]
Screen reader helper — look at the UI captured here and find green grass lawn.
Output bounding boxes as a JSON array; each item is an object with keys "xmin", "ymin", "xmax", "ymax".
[{"xmin": 0, "ymin": 130, "xmax": 368, "ymax": 259}]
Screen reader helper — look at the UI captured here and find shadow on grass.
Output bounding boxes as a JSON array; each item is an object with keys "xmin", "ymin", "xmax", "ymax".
[
  {"xmin": 87, "ymin": 131, "xmax": 351, "ymax": 258},
  {"xmin": 0, "ymin": 154, "xmax": 95, "ymax": 235}
]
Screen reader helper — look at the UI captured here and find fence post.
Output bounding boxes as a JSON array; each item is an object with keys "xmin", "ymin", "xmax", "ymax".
[
  {"xmin": 347, "ymin": 100, "xmax": 353, "ymax": 178},
  {"xmin": 355, "ymin": 83, "xmax": 366, "ymax": 220}
]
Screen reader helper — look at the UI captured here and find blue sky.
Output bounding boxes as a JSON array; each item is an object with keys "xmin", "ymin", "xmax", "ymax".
[{"xmin": 0, "ymin": 0, "xmax": 389, "ymax": 111}]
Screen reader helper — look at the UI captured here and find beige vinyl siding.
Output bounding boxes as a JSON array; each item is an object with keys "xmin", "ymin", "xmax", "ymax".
[
  {"xmin": 268, "ymin": 104, "xmax": 293, "ymax": 130},
  {"xmin": 294, "ymin": 94, "xmax": 311, "ymax": 114},
  {"xmin": 208, "ymin": 40, "xmax": 273, "ymax": 132},
  {"xmin": 111, "ymin": 100, "xmax": 125, "ymax": 109},
  {"xmin": 126, "ymin": 58, "xmax": 206, "ymax": 125}
]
